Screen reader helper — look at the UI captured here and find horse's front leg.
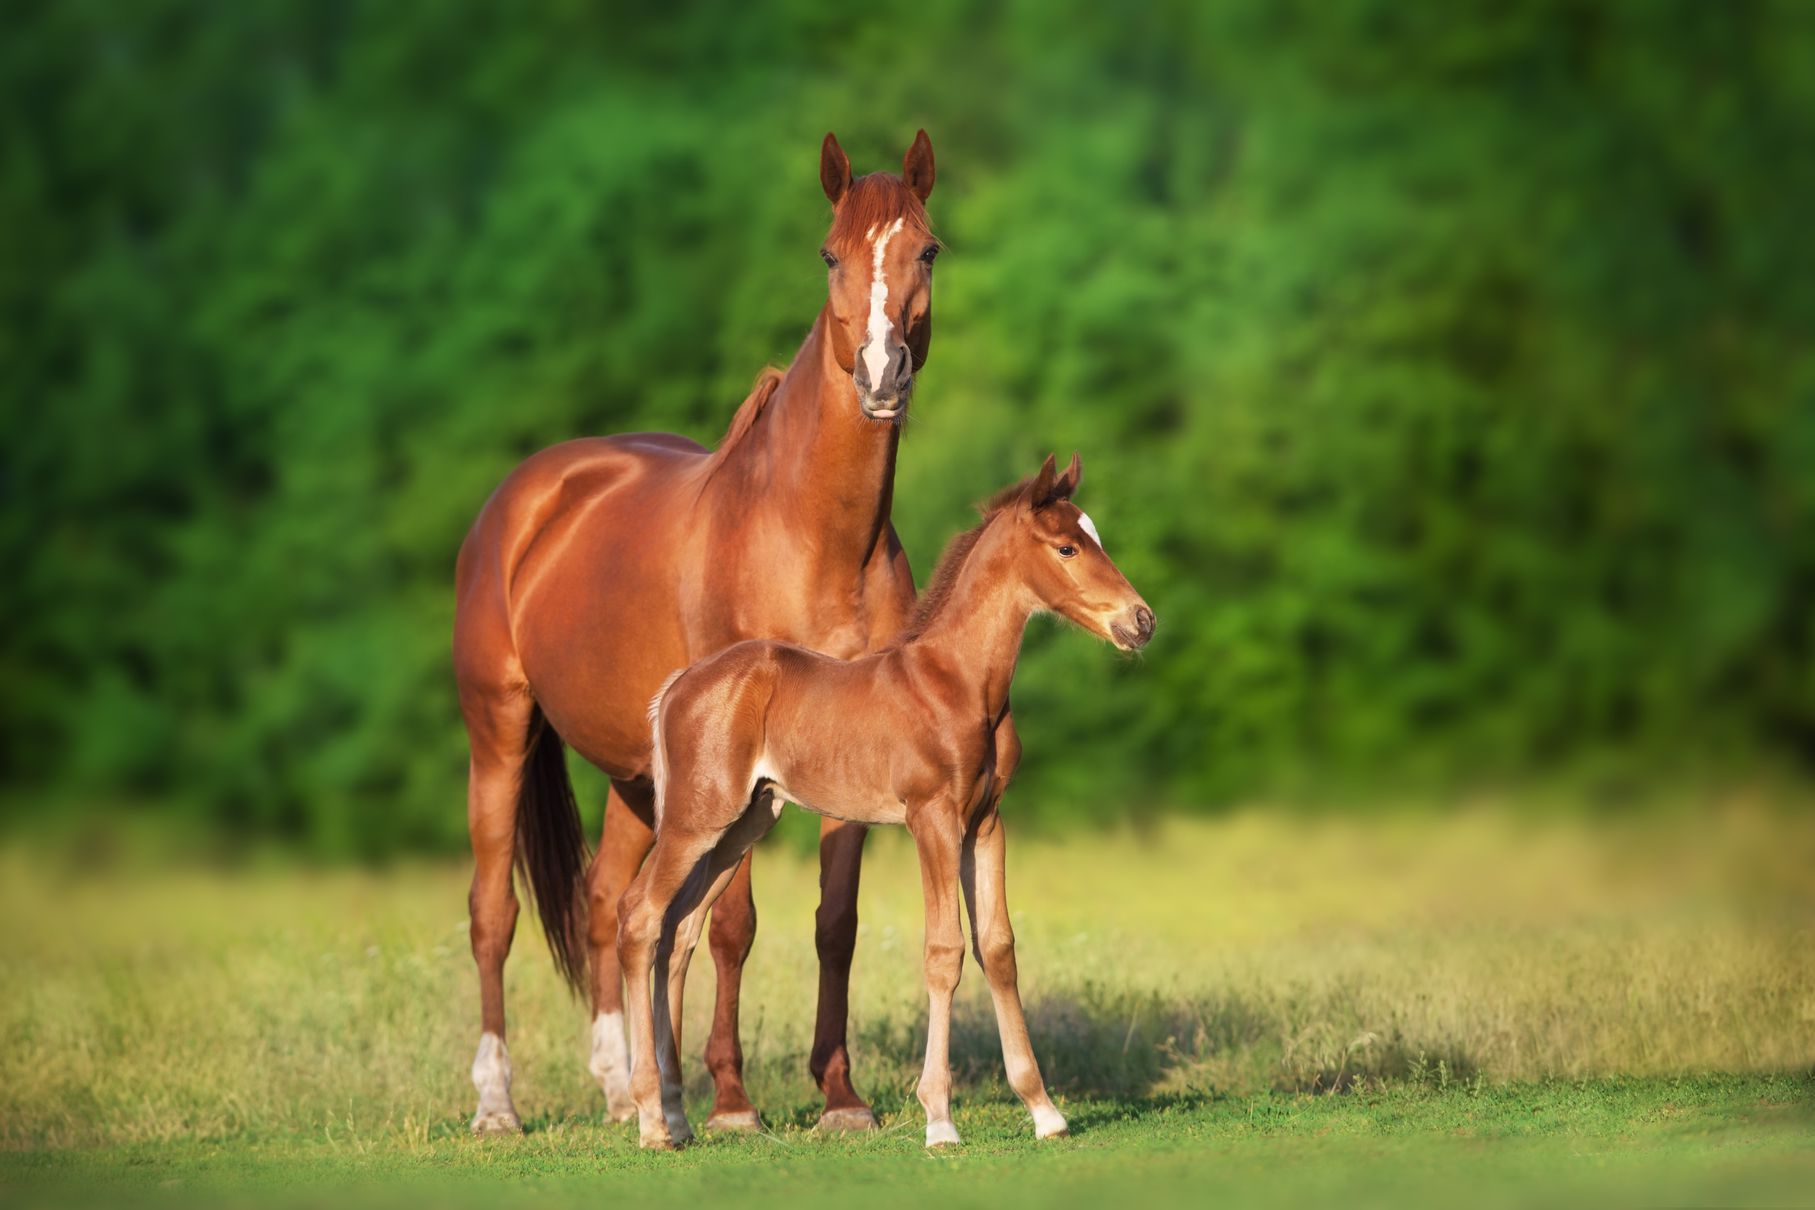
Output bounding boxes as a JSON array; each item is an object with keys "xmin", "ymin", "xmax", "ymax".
[
  {"xmin": 810, "ymin": 817, "xmax": 877, "ymax": 1131},
  {"xmin": 908, "ymin": 805, "xmax": 966, "ymax": 1147},
  {"xmin": 962, "ymin": 807, "xmax": 1067, "ymax": 1139}
]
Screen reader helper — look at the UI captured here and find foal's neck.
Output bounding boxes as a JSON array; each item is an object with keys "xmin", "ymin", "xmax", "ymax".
[
  {"xmin": 719, "ymin": 308, "xmax": 900, "ymax": 566},
  {"xmin": 908, "ymin": 525, "xmax": 1036, "ymax": 721}
]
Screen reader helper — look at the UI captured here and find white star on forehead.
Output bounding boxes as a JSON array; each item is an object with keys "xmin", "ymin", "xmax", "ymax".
[{"xmin": 1077, "ymin": 511, "xmax": 1102, "ymax": 548}]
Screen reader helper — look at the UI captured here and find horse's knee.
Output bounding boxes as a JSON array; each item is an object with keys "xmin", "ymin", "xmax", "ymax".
[
  {"xmin": 588, "ymin": 877, "xmax": 622, "ymax": 951},
  {"xmin": 924, "ymin": 939, "xmax": 964, "ymax": 996},
  {"xmin": 615, "ymin": 893, "xmax": 659, "ymax": 970},
  {"xmin": 974, "ymin": 929, "xmax": 1017, "ymax": 982},
  {"xmin": 468, "ymin": 877, "xmax": 519, "ymax": 960}
]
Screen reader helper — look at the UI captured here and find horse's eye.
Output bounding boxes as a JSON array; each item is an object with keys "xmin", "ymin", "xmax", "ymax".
[
  {"xmin": 920, "ymin": 246, "xmax": 939, "ymax": 264},
  {"xmin": 821, "ymin": 248, "xmax": 838, "ymax": 269},
  {"xmin": 1057, "ymin": 544, "xmax": 1077, "ymax": 559}
]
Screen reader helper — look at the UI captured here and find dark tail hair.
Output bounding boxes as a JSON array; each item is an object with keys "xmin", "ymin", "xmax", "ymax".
[{"xmin": 517, "ymin": 707, "xmax": 591, "ymax": 994}]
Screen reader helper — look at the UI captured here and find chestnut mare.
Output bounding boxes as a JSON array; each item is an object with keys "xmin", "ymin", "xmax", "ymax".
[
  {"xmin": 621, "ymin": 455, "xmax": 1156, "ymax": 1149},
  {"xmin": 453, "ymin": 131, "xmax": 941, "ymax": 1134}
]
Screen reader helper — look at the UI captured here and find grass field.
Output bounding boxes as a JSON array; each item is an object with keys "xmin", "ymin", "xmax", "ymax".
[{"xmin": 2, "ymin": 803, "xmax": 1812, "ymax": 1207}]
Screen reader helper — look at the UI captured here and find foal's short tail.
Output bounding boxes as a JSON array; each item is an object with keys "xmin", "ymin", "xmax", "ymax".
[{"xmin": 517, "ymin": 707, "xmax": 591, "ymax": 994}]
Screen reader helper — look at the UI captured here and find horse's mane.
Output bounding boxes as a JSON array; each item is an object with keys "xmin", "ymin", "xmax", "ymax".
[
  {"xmin": 705, "ymin": 366, "xmax": 786, "ymax": 469},
  {"xmin": 897, "ymin": 475, "xmax": 1037, "ymax": 643}
]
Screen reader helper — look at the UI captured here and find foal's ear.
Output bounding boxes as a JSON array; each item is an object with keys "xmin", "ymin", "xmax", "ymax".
[
  {"xmin": 1027, "ymin": 454, "xmax": 1059, "ymax": 510},
  {"xmin": 1052, "ymin": 452, "xmax": 1083, "ymax": 501},
  {"xmin": 902, "ymin": 129, "xmax": 935, "ymax": 201},
  {"xmin": 821, "ymin": 132, "xmax": 852, "ymax": 205}
]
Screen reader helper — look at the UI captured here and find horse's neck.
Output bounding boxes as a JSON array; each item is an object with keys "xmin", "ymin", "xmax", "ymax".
[
  {"xmin": 909, "ymin": 533, "xmax": 1034, "ymax": 719},
  {"xmin": 717, "ymin": 309, "xmax": 899, "ymax": 565}
]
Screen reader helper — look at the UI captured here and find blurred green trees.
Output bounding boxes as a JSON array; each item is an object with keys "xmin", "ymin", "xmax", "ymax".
[{"xmin": 3, "ymin": 0, "xmax": 1812, "ymax": 853}]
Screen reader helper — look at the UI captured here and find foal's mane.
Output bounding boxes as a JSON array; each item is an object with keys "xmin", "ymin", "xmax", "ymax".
[{"xmin": 897, "ymin": 475, "xmax": 1036, "ymax": 643}]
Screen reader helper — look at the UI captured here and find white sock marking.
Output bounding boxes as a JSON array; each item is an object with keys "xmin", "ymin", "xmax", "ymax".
[
  {"xmin": 471, "ymin": 1032, "xmax": 516, "ymax": 1122},
  {"xmin": 925, "ymin": 1119, "xmax": 962, "ymax": 1147},
  {"xmin": 589, "ymin": 1010, "xmax": 632, "ymax": 1100},
  {"xmin": 862, "ymin": 217, "xmax": 906, "ymax": 392},
  {"xmin": 1077, "ymin": 510, "xmax": 1102, "ymax": 549},
  {"xmin": 1033, "ymin": 1104, "xmax": 1069, "ymax": 1138}
]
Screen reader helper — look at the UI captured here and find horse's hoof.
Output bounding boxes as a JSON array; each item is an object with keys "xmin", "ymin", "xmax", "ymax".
[
  {"xmin": 604, "ymin": 1103, "xmax": 637, "ymax": 1124},
  {"xmin": 924, "ymin": 1120, "xmax": 962, "ymax": 1148},
  {"xmin": 705, "ymin": 1109, "xmax": 763, "ymax": 1133},
  {"xmin": 470, "ymin": 1109, "xmax": 523, "ymax": 1136},
  {"xmin": 816, "ymin": 1106, "xmax": 878, "ymax": 1133},
  {"xmin": 639, "ymin": 1132, "xmax": 679, "ymax": 1151},
  {"xmin": 1034, "ymin": 1107, "xmax": 1070, "ymax": 1139}
]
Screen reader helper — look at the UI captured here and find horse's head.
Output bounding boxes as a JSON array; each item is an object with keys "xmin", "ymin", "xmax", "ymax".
[
  {"xmin": 1011, "ymin": 454, "xmax": 1155, "ymax": 652},
  {"xmin": 818, "ymin": 130, "xmax": 939, "ymax": 422}
]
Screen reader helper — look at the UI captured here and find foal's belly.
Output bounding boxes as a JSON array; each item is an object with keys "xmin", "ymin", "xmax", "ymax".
[{"xmin": 785, "ymin": 791, "xmax": 908, "ymax": 829}]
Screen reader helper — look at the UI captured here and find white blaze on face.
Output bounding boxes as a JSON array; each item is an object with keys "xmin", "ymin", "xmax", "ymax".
[
  {"xmin": 862, "ymin": 217, "xmax": 906, "ymax": 392},
  {"xmin": 1077, "ymin": 510, "xmax": 1103, "ymax": 550}
]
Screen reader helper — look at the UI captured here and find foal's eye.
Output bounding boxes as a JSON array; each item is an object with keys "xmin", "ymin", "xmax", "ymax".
[
  {"xmin": 1057, "ymin": 544, "xmax": 1078, "ymax": 559},
  {"xmin": 919, "ymin": 245, "xmax": 939, "ymax": 264},
  {"xmin": 820, "ymin": 248, "xmax": 838, "ymax": 269}
]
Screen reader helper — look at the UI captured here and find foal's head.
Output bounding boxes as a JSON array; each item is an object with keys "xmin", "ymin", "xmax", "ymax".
[
  {"xmin": 817, "ymin": 131, "xmax": 939, "ymax": 422},
  {"xmin": 1002, "ymin": 454, "xmax": 1156, "ymax": 652}
]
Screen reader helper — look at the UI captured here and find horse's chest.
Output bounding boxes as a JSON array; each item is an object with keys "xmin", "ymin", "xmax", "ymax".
[{"xmin": 703, "ymin": 555, "xmax": 881, "ymax": 656}]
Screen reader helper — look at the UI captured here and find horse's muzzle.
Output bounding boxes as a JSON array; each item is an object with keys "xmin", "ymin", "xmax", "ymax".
[
  {"xmin": 1110, "ymin": 605, "xmax": 1156, "ymax": 651},
  {"xmin": 855, "ymin": 342, "xmax": 913, "ymax": 420}
]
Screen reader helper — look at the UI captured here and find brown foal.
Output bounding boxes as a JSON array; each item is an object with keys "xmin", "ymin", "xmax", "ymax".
[
  {"xmin": 453, "ymin": 131, "xmax": 941, "ymax": 1134},
  {"xmin": 620, "ymin": 454, "xmax": 1155, "ymax": 1149}
]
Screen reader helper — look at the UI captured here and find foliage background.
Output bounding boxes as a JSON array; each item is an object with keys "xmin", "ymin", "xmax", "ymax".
[{"xmin": 3, "ymin": 0, "xmax": 1812, "ymax": 855}]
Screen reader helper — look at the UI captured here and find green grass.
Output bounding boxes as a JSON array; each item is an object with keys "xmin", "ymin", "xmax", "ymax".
[{"xmin": 2, "ymin": 806, "xmax": 1812, "ymax": 1206}]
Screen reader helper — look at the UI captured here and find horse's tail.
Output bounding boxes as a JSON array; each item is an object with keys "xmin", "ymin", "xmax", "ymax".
[{"xmin": 517, "ymin": 706, "xmax": 591, "ymax": 994}]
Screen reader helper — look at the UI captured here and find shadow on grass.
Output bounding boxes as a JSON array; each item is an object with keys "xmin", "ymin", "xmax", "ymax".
[{"xmin": 849, "ymin": 981, "xmax": 1483, "ymax": 1102}]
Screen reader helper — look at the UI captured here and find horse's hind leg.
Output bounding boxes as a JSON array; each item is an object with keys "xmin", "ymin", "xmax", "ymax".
[
  {"xmin": 619, "ymin": 821, "xmax": 727, "ymax": 1149},
  {"xmin": 586, "ymin": 779, "xmax": 654, "ymax": 1123},
  {"xmin": 460, "ymin": 682, "xmax": 534, "ymax": 1135},
  {"xmin": 701, "ymin": 853, "xmax": 761, "ymax": 1131}
]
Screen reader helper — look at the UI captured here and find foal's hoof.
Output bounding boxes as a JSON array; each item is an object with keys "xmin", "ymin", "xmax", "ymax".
[
  {"xmin": 815, "ymin": 1106, "xmax": 878, "ymax": 1133},
  {"xmin": 924, "ymin": 1120, "xmax": 962, "ymax": 1148},
  {"xmin": 638, "ymin": 1132, "xmax": 681, "ymax": 1151},
  {"xmin": 604, "ymin": 1102, "xmax": 637, "ymax": 1125},
  {"xmin": 1034, "ymin": 1107, "xmax": 1070, "ymax": 1139},
  {"xmin": 705, "ymin": 1109, "xmax": 763, "ymax": 1133},
  {"xmin": 470, "ymin": 1109, "xmax": 523, "ymax": 1136}
]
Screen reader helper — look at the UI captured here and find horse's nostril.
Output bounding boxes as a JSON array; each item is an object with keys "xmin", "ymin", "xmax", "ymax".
[{"xmin": 1135, "ymin": 607, "xmax": 1155, "ymax": 639}]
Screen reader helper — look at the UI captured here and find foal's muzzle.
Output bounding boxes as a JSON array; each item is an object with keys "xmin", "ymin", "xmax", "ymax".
[
  {"xmin": 1110, "ymin": 605, "xmax": 1156, "ymax": 652},
  {"xmin": 854, "ymin": 341, "xmax": 913, "ymax": 421}
]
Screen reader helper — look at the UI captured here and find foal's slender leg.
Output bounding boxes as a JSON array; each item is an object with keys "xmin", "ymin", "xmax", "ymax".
[
  {"xmin": 962, "ymin": 809, "xmax": 1067, "ymax": 1139},
  {"xmin": 585, "ymin": 780, "xmax": 653, "ymax": 1122},
  {"xmin": 655, "ymin": 853, "xmax": 746, "ymax": 1142},
  {"xmin": 702, "ymin": 853, "xmax": 762, "ymax": 1131},
  {"xmin": 909, "ymin": 808, "xmax": 966, "ymax": 1147},
  {"xmin": 618, "ymin": 824, "xmax": 729, "ymax": 1150},
  {"xmin": 811, "ymin": 817, "xmax": 877, "ymax": 1130},
  {"xmin": 461, "ymin": 687, "xmax": 533, "ymax": 1135}
]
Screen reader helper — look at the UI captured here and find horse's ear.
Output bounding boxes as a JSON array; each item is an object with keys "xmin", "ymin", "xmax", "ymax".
[
  {"xmin": 902, "ymin": 129, "xmax": 935, "ymax": 201},
  {"xmin": 821, "ymin": 132, "xmax": 852, "ymax": 205},
  {"xmin": 1052, "ymin": 452, "xmax": 1083, "ymax": 501},
  {"xmin": 1027, "ymin": 454, "xmax": 1059, "ymax": 510}
]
